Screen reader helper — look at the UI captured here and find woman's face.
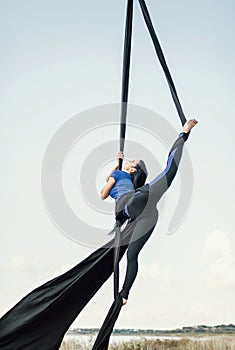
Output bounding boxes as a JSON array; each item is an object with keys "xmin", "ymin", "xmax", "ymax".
[{"xmin": 123, "ymin": 160, "xmax": 139, "ymax": 173}]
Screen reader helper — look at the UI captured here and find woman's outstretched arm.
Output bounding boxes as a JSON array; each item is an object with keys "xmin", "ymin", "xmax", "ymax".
[{"xmin": 148, "ymin": 118, "xmax": 198, "ymax": 198}]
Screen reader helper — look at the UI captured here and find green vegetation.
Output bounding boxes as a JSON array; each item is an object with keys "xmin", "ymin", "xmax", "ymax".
[{"xmin": 67, "ymin": 324, "xmax": 235, "ymax": 337}]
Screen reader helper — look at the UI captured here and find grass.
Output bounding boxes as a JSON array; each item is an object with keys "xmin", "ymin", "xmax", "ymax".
[{"xmin": 60, "ymin": 335, "xmax": 235, "ymax": 350}]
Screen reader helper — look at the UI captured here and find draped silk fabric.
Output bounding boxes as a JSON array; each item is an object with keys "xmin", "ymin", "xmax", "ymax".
[{"xmin": 0, "ymin": 1, "xmax": 187, "ymax": 349}]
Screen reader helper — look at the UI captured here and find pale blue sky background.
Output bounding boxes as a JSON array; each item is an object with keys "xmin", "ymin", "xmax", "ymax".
[{"xmin": 1, "ymin": 0, "xmax": 235, "ymax": 330}]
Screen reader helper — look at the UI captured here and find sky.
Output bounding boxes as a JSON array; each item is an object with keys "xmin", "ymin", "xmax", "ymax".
[{"xmin": 1, "ymin": 0, "xmax": 235, "ymax": 331}]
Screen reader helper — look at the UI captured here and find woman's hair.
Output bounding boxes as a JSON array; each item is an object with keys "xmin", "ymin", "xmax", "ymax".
[{"xmin": 131, "ymin": 160, "xmax": 148, "ymax": 189}]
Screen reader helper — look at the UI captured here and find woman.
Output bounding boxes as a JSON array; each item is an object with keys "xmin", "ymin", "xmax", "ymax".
[{"xmin": 101, "ymin": 119, "xmax": 198, "ymax": 306}]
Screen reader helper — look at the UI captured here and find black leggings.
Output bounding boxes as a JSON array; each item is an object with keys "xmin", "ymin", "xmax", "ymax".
[{"xmin": 116, "ymin": 132, "xmax": 189, "ymax": 299}]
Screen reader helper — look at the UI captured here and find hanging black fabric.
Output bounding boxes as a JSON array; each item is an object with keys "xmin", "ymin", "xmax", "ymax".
[
  {"xmin": 114, "ymin": 0, "xmax": 134, "ymax": 307},
  {"xmin": 91, "ymin": 295, "xmax": 123, "ymax": 350},
  {"xmin": 119, "ymin": 0, "xmax": 134, "ymax": 164},
  {"xmin": 113, "ymin": 221, "xmax": 122, "ymax": 299},
  {"xmin": 95, "ymin": 1, "xmax": 188, "ymax": 348},
  {"xmin": 0, "ymin": 221, "xmax": 137, "ymax": 350},
  {"xmin": 138, "ymin": 0, "xmax": 186, "ymax": 126},
  {"xmin": 0, "ymin": 1, "xmax": 188, "ymax": 350}
]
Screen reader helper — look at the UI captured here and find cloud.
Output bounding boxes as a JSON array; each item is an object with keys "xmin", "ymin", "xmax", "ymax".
[
  {"xmin": 201, "ymin": 229, "xmax": 235, "ymax": 289},
  {"xmin": 0, "ymin": 254, "xmax": 38, "ymax": 272},
  {"xmin": 0, "ymin": 253, "xmax": 57, "ymax": 274},
  {"xmin": 138, "ymin": 262, "xmax": 175, "ymax": 289}
]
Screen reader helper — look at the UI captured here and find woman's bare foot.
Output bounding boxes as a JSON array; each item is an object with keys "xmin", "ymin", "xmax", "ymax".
[
  {"xmin": 122, "ymin": 298, "xmax": 127, "ymax": 305},
  {"xmin": 182, "ymin": 119, "xmax": 198, "ymax": 133}
]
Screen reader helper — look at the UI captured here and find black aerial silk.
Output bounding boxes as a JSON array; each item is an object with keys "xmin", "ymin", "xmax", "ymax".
[
  {"xmin": 113, "ymin": 0, "xmax": 133, "ymax": 312},
  {"xmin": 0, "ymin": 0, "xmax": 189, "ymax": 349},
  {"xmin": 0, "ymin": 222, "xmax": 137, "ymax": 350}
]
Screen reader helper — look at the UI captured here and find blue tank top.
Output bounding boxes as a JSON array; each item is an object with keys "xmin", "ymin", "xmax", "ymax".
[{"xmin": 109, "ymin": 170, "xmax": 134, "ymax": 200}]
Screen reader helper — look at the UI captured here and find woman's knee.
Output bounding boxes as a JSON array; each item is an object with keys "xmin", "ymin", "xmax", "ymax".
[{"xmin": 126, "ymin": 248, "xmax": 139, "ymax": 262}]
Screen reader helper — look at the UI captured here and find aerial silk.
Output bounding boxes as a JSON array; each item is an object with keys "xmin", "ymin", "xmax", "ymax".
[
  {"xmin": 0, "ymin": 222, "xmax": 137, "ymax": 350},
  {"xmin": 0, "ymin": 1, "xmax": 188, "ymax": 349},
  {"xmin": 113, "ymin": 0, "xmax": 133, "ymax": 306},
  {"xmin": 111, "ymin": 0, "xmax": 188, "ymax": 348}
]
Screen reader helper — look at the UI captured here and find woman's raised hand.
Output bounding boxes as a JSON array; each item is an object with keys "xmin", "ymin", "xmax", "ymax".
[
  {"xmin": 117, "ymin": 151, "xmax": 124, "ymax": 160},
  {"xmin": 182, "ymin": 119, "xmax": 198, "ymax": 133}
]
